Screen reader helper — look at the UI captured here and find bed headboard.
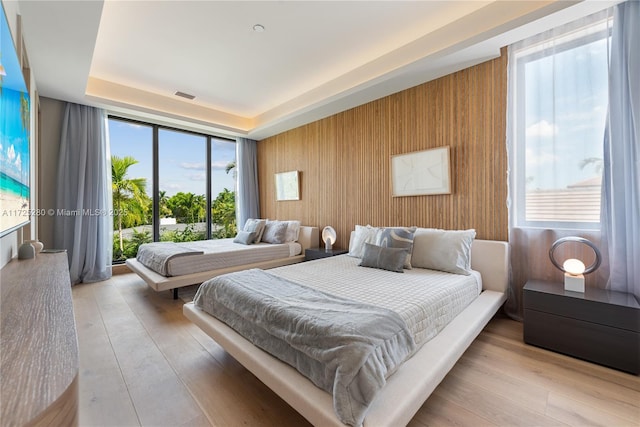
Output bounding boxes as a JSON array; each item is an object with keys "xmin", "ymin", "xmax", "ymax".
[{"xmin": 298, "ymin": 226, "xmax": 319, "ymax": 253}]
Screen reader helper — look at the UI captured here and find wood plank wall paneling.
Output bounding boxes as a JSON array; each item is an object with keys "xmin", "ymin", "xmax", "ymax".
[{"xmin": 258, "ymin": 49, "xmax": 508, "ymax": 248}]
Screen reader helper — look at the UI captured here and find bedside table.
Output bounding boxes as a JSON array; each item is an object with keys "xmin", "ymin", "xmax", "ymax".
[
  {"xmin": 305, "ymin": 248, "xmax": 348, "ymax": 261},
  {"xmin": 523, "ymin": 280, "xmax": 640, "ymax": 374}
]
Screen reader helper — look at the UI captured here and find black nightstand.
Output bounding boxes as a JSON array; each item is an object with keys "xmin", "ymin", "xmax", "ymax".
[
  {"xmin": 305, "ymin": 247, "xmax": 348, "ymax": 261},
  {"xmin": 523, "ymin": 280, "xmax": 640, "ymax": 374}
]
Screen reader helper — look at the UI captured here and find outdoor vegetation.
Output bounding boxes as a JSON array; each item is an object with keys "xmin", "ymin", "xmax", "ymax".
[{"xmin": 111, "ymin": 155, "xmax": 236, "ymax": 262}]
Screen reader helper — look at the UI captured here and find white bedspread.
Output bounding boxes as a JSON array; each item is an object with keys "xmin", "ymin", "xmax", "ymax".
[
  {"xmin": 142, "ymin": 239, "xmax": 301, "ymax": 277},
  {"xmin": 267, "ymin": 255, "xmax": 481, "ymax": 345}
]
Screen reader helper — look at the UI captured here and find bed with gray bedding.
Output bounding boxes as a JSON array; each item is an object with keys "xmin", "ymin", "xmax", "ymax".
[
  {"xmin": 192, "ymin": 255, "xmax": 482, "ymax": 426},
  {"xmin": 184, "ymin": 232, "xmax": 509, "ymax": 426},
  {"xmin": 193, "ymin": 267, "xmax": 418, "ymax": 426},
  {"xmin": 126, "ymin": 226, "xmax": 319, "ymax": 298}
]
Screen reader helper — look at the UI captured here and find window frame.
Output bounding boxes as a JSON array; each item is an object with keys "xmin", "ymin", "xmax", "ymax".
[
  {"xmin": 512, "ymin": 24, "xmax": 610, "ymax": 231},
  {"xmin": 108, "ymin": 115, "xmax": 236, "ymax": 262}
]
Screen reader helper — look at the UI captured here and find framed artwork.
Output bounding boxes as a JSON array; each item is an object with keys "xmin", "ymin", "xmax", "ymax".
[
  {"xmin": 391, "ymin": 146, "xmax": 451, "ymax": 197},
  {"xmin": 275, "ymin": 170, "xmax": 300, "ymax": 201}
]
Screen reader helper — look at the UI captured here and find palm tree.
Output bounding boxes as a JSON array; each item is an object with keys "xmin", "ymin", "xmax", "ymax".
[
  {"xmin": 225, "ymin": 161, "xmax": 237, "ymax": 179},
  {"xmin": 112, "ymin": 155, "xmax": 147, "ymax": 256},
  {"xmin": 580, "ymin": 157, "xmax": 604, "ymax": 175},
  {"xmin": 158, "ymin": 190, "xmax": 172, "ymax": 218}
]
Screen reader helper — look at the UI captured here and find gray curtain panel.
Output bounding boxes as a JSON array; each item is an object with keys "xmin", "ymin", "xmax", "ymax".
[
  {"xmin": 601, "ymin": 0, "xmax": 640, "ymax": 298},
  {"xmin": 54, "ymin": 103, "xmax": 112, "ymax": 284},
  {"xmin": 236, "ymin": 138, "xmax": 260, "ymax": 229}
]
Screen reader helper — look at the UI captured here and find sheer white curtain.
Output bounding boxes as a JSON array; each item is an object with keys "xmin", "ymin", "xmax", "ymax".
[
  {"xmin": 236, "ymin": 138, "xmax": 260, "ymax": 229},
  {"xmin": 54, "ymin": 103, "xmax": 112, "ymax": 284},
  {"xmin": 505, "ymin": 10, "xmax": 613, "ymax": 318},
  {"xmin": 601, "ymin": 0, "xmax": 639, "ymax": 299}
]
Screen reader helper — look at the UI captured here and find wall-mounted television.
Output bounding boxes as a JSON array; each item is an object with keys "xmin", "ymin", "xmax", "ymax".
[{"xmin": 0, "ymin": 4, "xmax": 31, "ymax": 237}]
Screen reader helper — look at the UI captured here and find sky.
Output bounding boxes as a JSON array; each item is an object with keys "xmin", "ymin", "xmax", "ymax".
[
  {"xmin": 521, "ymin": 29, "xmax": 609, "ymax": 191},
  {"xmin": 108, "ymin": 119, "xmax": 236, "ymax": 198}
]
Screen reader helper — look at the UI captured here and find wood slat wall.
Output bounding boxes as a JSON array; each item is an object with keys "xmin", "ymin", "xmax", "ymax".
[{"xmin": 257, "ymin": 50, "xmax": 508, "ymax": 248}]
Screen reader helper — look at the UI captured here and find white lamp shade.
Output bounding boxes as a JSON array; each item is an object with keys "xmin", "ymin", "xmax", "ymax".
[
  {"xmin": 322, "ymin": 226, "xmax": 336, "ymax": 245},
  {"xmin": 563, "ymin": 258, "xmax": 586, "ymax": 276}
]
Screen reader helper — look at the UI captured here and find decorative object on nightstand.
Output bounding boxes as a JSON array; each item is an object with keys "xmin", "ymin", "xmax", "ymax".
[
  {"xmin": 549, "ymin": 236, "xmax": 602, "ymax": 293},
  {"xmin": 322, "ymin": 226, "xmax": 336, "ymax": 251}
]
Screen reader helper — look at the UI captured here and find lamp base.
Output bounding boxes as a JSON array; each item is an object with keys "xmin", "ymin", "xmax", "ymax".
[
  {"xmin": 325, "ymin": 241, "xmax": 333, "ymax": 252},
  {"xmin": 564, "ymin": 273, "xmax": 585, "ymax": 293}
]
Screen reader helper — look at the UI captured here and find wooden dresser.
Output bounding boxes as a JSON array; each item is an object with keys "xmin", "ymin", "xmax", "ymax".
[{"xmin": 0, "ymin": 252, "xmax": 79, "ymax": 426}]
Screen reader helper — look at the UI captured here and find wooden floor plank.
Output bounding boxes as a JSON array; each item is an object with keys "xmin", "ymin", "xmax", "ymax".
[
  {"xmin": 90, "ymin": 279, "xmax": 209, "ymax": 427},
  {"xmin": 468, "ymin": 332, "xmax": 640, "ymax": 423},
  {"xmin": 545, "ymin": 391, "xmax": 638, "ymax": 427},
  {"xmin": 111, "ymin": 274, "xmax": 311, "ymax": 427},
  {"xmin": 409, "ymin": 392, "xmax": 498, "ymax": 427},
  {"xmin": 73, "ymin": 274, "xmax": 640, "ymax": 427},
  {"xmin": 72, "ymin": 283, "xmax": 141, "ymax": 427},
  {"xmin": 481, "ymin": 317, "xmax": 640, "ymax": 392}
]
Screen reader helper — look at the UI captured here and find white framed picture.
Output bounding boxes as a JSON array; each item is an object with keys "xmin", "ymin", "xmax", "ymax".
[
  {"xmin": 275, "ymin": 170, "xmax": 300, "ymax": 201},
  {"xmin": 391, "ymin": 146, "xmax": 451, "ymax": 197}
]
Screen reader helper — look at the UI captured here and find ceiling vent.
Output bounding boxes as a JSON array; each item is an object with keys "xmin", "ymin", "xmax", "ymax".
[{"xmin": 174, "ymin": 91, "xmax": 195, "ymax": 100}]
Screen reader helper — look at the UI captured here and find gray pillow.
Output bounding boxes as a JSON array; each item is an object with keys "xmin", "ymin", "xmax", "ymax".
[
  {"xmin": 243, "ymin": 218, "xmax": 267, "ymax": 243},
  {"xmin": 375, "ymin": 226, "xmax": 416, "ymax": 269},
  {"xmin": 359, "ymin": 243, "xmax": 407, "ymax": 273},
  {"xmin": 261, "ymin": 221, "xmax": 288, "ymax": 244},
  {"xmin": 233, "ymin": 231, "xmax": 257, "ymax": 245}
]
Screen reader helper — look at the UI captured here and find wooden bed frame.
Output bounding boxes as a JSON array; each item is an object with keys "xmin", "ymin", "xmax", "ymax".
[
  {"xmin": 126, "ymin": 226, "xmax": 318, "ymax": 299},
  {"xmin": 183, "ymin": 239, "xmax": 509, "ymax": 426}
]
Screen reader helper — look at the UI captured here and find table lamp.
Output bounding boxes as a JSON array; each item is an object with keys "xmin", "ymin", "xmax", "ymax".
[
  {"xmin": 322, "ymin": 226, "xmax": 336, "ymax": 252},
  {"xmin": 549, "ymin": 237, "xmax": 601, "ymax": 293}
]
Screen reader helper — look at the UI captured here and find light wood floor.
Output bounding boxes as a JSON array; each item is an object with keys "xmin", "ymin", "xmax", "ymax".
[{"xmin": 73, "ymin": 274, "xmax": 640, "ymax": 426}]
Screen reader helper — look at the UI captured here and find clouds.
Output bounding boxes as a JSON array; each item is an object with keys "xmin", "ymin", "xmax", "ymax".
[
  {"xmin": 526, "ymin": 120, "xmax": 558, "ymax": 138},
  {"xmin": 180, "ymin": 162, "xmax": 204, "ymax": 170},
  {"xmin": 179, "ymin": 160, "xmax": 232, "ymax": 172}
]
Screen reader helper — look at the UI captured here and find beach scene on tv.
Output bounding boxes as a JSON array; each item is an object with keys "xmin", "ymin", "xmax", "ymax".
[{"xmin": 0, "ymin": 6, "xmax": 31, "ymax": 236}]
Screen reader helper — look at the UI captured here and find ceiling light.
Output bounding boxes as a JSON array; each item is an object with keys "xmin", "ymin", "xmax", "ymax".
[
  {"xmin": 253, "ymin": 24, "xmax": 265, "ymax": 32},
  {"xmin": 174, "ymin": 91, "xmax": 195, "ymax": 100}
]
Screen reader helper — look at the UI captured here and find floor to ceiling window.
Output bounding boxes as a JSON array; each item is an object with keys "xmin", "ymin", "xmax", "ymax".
[
  {"xmin": 108, "ymin": 117, "xmax": 236, "ymax": 263},
  {"xmin": 158, "ymin": 128, "xmax": 208, "ymax": 242}
]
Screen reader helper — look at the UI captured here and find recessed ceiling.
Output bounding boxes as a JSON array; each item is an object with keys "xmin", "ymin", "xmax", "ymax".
[{"xmin": 16, "ymin": 0, "xmax": 619, "ymax": 140}]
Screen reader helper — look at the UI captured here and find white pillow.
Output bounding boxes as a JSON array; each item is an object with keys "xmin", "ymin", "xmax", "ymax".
[
  {"xmin": 348, "ymin": 225, "xmax": 379, "ymax": 258},
  {"xmin": 283, "ymin": 220, "xmax": 301, "ymax": 242},
  {"xmin": 411, "ymin": 228, "xmax": 476, "ymax": 275},
  {"xmin": 261, "ymin": 220, "xmax": 289, "ymax": 244}
]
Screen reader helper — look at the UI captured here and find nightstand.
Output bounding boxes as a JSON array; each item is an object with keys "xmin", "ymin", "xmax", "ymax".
[
  {"xmin": 304, "ymin": 247, "xmax": 348, "ymax": 261},
  {"xmin": 523, "ymin": 280, "xmax": 640, "ymax": 374}
]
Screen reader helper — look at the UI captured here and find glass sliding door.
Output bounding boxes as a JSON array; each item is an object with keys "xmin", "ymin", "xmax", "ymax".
[
  {"xmin": 211, "ymin": 138, "xmax": 237, "ymax": 238},
  {"xmin": 108, "ymin": 118, "xmax": 153, "ymax": 262},
  {"xmin": 158, "ymin": 128, "xmax": 208, "ymax": 242}
]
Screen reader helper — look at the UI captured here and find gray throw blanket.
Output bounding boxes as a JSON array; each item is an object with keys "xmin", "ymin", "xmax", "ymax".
[
  {"xmin": 136, "ymin": 242, "xmax": 204, "ymax": 276},
  {"xmin": 193, "ymin": 269, "xmax": 416, "ymax": 426}
]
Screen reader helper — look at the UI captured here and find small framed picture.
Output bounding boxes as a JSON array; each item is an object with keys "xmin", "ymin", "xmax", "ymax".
[{"xmin": 275, "ymin": 170, "xmax": 300, "ymax": 201}]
